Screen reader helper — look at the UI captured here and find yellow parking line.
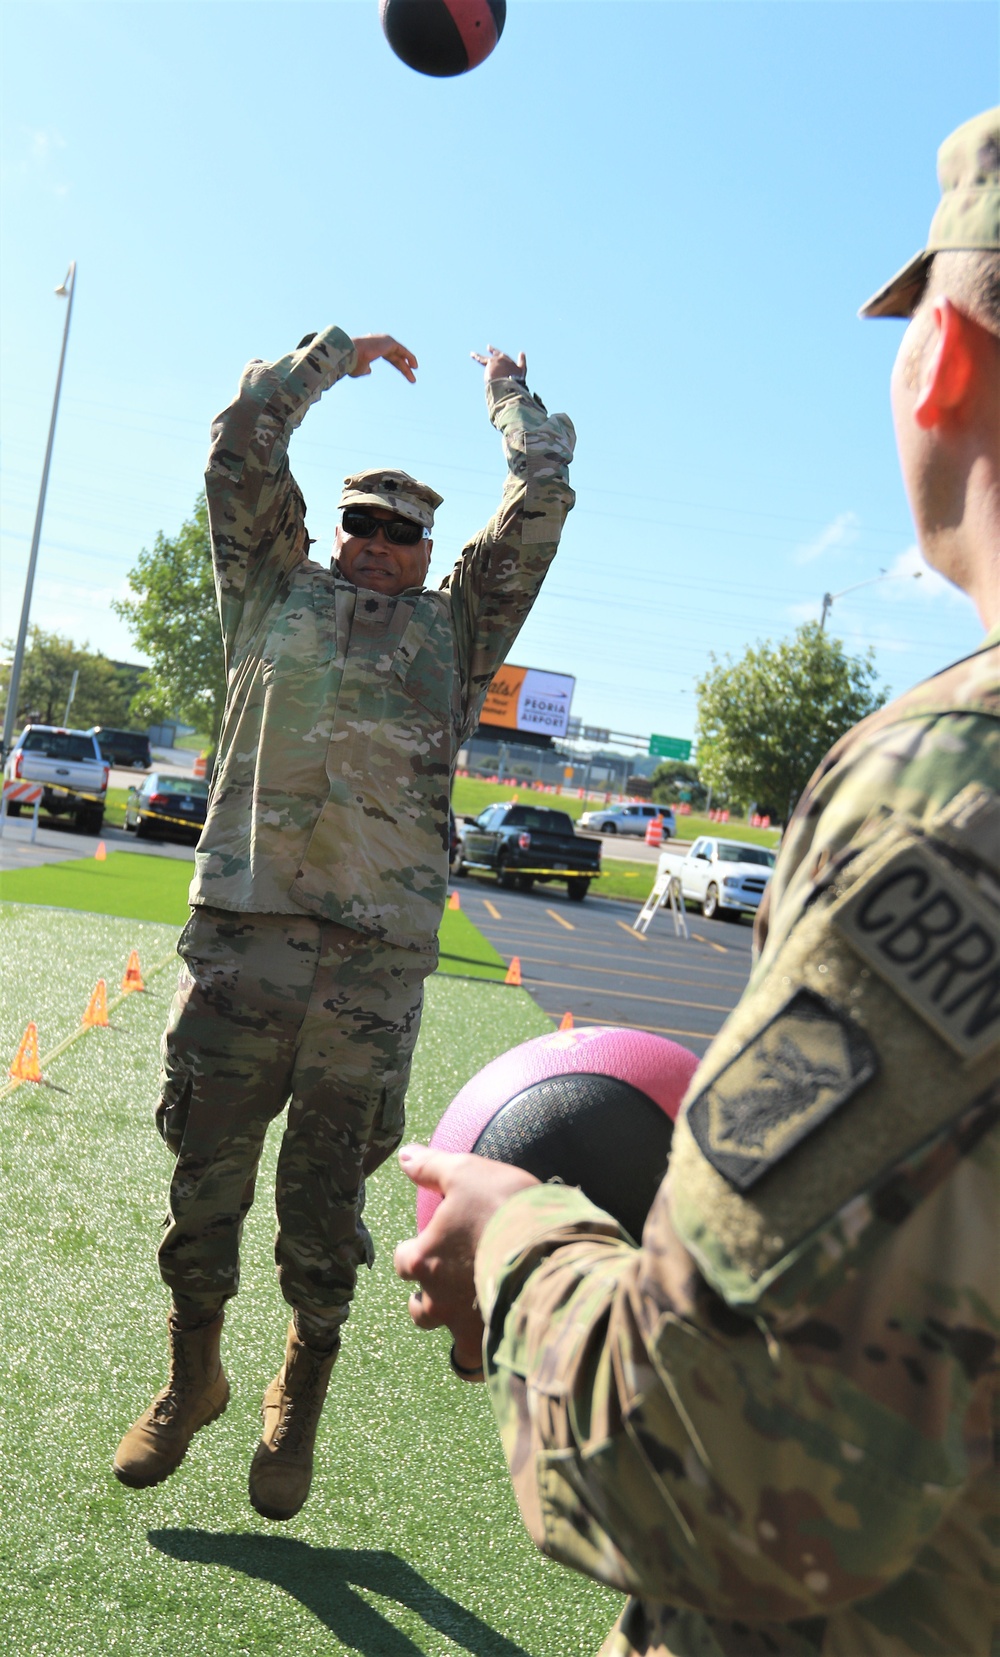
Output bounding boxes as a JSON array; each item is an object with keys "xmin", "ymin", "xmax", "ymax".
[
  {"xmin": 525, "ymin": 977, "xmax": 733, "ymax": 1014},
  {"xmin": 483, "ymin": 899, "xmax": 502, "ymax": 920},
  {"xmin": 691, "ymin": 932, "xmax": 729, "ymax": 955},
  {"xmin": 616, "ymin": 919, "xmax": 646, "ymax": 940},
  {"xmin": 546, "ymin": 909, "xmax": 575, "ymax": 931},
  {"xmin": 571, "ymin": 1012, "xmax": 710, "ymax": 1042}
]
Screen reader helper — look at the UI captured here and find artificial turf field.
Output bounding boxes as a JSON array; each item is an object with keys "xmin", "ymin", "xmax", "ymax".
[{"xmin": 0, "ymin": 899, "xmax": 621, "ymax": 1655}]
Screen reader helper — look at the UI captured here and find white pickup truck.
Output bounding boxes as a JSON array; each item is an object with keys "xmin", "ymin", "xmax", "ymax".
[
  {"xmin": 3, "ymin": 725, "xmax": 109, "ymax": 833},
  {"xmin": 657, "ymin": 834, "xmax": 776, "ymax": 920}
]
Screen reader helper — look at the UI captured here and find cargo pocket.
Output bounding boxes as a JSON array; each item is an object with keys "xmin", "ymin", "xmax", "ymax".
[
  {"xmin": 363, "ymin": 1072, "xmax": 410, "ymax": 1177},
  {"xmin": 155, "ymin": 1055, "xmax": 194, "ymax": 1157}
]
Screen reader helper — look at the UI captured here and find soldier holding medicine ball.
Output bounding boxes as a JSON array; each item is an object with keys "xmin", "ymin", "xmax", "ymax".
[{"xmin": 395, "ymin": 108, "xmax": 1000, "ymax": 1656}]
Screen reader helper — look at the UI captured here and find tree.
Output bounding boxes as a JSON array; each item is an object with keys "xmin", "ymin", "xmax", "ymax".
[
  {"xmin": 113, "ymin": 494, "xmax": 226, "ymax": 751},
  {"xmin": 651, "ymin": 759, "xmax": 708, "ymax": 810},
  {"xmin": 0, "ymin": 628, "xmax": 132, "ymax": 731},
  {"xmin": 695, "ymin": 623, "xmax": 888, "ymax": 824}
]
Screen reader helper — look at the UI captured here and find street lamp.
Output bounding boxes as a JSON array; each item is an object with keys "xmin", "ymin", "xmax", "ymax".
[
  {"xmin": 819, "ymin": 565, "xmax": 922, "ymax": 629},
  {"xmin": 2, "ymin": 262, "xmax": 77, "ymax": 756}
]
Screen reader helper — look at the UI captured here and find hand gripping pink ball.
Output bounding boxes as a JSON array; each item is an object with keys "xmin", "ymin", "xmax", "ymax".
[{"xmin": 416, "ymin": 1025, "xmax": 700, "ymax": 1244}]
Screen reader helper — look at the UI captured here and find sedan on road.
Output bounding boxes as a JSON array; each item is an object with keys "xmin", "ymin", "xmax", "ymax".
[
  {"xmin": 578, "ymin": 802, "xmax": 676, "ymax": 838},
  {"xmin": 124, "ymin": 773, "xmax": 209, "ymax": 842}
]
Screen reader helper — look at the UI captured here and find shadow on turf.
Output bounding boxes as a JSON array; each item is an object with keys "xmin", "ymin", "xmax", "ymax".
[{"xmin": 149, "ymin": 1530, "xmax": 533, "ymax": 1655}]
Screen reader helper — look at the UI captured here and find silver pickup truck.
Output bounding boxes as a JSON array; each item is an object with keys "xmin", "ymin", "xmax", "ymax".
[
  {"xmin": 656, "ymin": 834, "xmax": 775, "ymax": 920},
  {"xmin": 3, "ymin": 725, "xmax": 109, "ymax": 833}
]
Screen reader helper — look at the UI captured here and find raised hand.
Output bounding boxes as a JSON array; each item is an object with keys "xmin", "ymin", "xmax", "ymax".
[
  {"xmin": 471, "ymin": 345, "xmax": 527, "ymax": 385},
  {"xmin": 350, "ymin": 334, "xmax": 418, "ymax": 383}
]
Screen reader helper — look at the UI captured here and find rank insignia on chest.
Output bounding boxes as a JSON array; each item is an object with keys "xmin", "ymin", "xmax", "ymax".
[{"xmin": 686, "ymin": 989, "xmax": 878, "ymax": 1192}]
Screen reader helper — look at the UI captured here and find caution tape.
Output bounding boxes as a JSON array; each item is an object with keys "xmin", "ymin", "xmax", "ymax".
[
  {"xmin": 470, "ymin": 865, "xmax": 600, "ymax": 878},
  {"xmin": 24, "ymin": 779, "xmax": 106, "ymax": 803},
  {"xmin": 134, "ymin": 806, "xmax": 205, "ymax": 831},
  {"xmin": 467, "ymin": 864, "xmax": 645, "ymax": 879},
  {"xmin": 0, "ymin": 948, "xmax": 177, "ymax": 1102}
]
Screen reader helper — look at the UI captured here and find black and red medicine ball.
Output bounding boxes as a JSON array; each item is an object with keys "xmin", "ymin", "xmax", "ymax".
[
  {"xmin": 418, "ymin": 1026, "xmax": 700, "ymax": 1245},
  {"xmin": 379, "ymin": 0, "xmax": 506, "ymax": 77}
]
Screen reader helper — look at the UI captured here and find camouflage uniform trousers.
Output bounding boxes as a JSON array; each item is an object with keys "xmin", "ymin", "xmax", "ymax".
[{"xmin": 155, "ymin": 905, "xmax": 436, "ymax": 1344}]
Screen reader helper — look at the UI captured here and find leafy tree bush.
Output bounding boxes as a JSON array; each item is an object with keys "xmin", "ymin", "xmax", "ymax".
[
  {"xmin": 0, "ymin": 628, "xmax": 132, "ymax": 731},
  {"xmin": 695, "ymin": 622, "xmax": 888, "ymax": 824},
  {"xmin": 113, "ymin": 495, "xmax": 226, "ymax": 754},
  {"xmin": 651, "ymin": 760, "xmax": 708, "ymax": 810}
]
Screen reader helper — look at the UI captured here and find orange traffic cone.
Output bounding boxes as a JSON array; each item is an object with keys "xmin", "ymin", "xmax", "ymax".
[
  {"xmin": 94, "ymin": 840, "xmax": 107, "ymax": 861},
  {"xmin": 504, "ymin": 956, "xmax": 522, "ymax": 987},
  {"xmin": 82, "ymin": 979, "xmax": 109, "ymax": 1028},
  {"xmin": 448, "ymin": 891, "xmax": 460, "ymax": 911},
  {"xmin": 558, "ymin": 1010, "xmax": 574, "ymax": 1031},
  {"xmin": 9, "ymin": 1022, "xmax": 42, "ymax": 1083},
  {"xmin": 121, "ymin": 949, "xmax": 145, "ymax": 993}
]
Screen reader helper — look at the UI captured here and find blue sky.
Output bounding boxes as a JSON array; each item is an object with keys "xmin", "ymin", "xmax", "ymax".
[{"xmin": 2, "ymin": 0, "xmax": 996, "ymax": 748}]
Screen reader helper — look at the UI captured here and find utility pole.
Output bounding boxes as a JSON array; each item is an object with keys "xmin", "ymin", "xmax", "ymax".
[
  {"xmin": 820, "ymin": 567, "xmax": 920, "ymax": 629},
  {"xmin": 2, "ymin": 262, "xmax": 77, "ymax": 757},
  {"xmin": 63, "ymin": 669, "xmax": 80, "ymax": 727}
]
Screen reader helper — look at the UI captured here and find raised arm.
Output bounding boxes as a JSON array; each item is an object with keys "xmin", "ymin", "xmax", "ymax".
[
  {"xmin": 441, "ymin": 348, "xmax": 576, "ymax": 738},
  {"xmin": 205, "ymin": 328, "xmax": 417, "ymax": 666}
]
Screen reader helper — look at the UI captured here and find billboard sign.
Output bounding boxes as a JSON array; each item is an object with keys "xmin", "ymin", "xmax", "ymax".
[{"xmin": 481, "ymin": 665, "xmax": 576, "ymax": 738}]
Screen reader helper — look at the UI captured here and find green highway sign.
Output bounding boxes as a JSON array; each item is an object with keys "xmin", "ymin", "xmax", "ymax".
[{"xmin": 648, "ymin": 733, "xmax": 692, "ymax": 761}]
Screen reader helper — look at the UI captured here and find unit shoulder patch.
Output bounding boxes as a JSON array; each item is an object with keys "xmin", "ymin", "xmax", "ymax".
[
  {"xmin": 832, "ymin": 837, "xmax": 1000, "ymax": 1062},
  {"xmin": 686, "ymin": 988, "xmax": 877, "ymax": 1192}
]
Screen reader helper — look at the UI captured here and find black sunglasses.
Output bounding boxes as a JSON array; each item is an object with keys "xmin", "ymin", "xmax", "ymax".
[{"xmin": 341, "ymin": 509, "xmax": 428, "ymax": 547}]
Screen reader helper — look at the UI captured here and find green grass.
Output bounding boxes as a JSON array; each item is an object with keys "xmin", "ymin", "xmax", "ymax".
[
  {"xmin": 0, "ymin": 855, "xmax": 513, "ymax": 979},
  {"xmin": 437, "ymin": 903, "xmax": 510, "ymax": 980},
  {"xmin": 452, "ymin": 778, "xmax": 594, "ymax": 822},
  {"xmin": 675, "ymin": 813, "xmax": 779, "ymax": 847},
  {"xmin": 104, "ymin": 785, "xmax": 129, "ymax": 826},
  {"xmin": 0, "ymin": 850, "xmax": 196, "ymax": 923},
  {"xmin": 0, "ymin": 902, "xmax": 620, "ymax": 1655}
]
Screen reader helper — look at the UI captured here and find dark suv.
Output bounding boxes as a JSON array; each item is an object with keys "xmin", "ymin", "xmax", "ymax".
[{"xmin": 89, "ymin": 727, "xmax": 152, "ymax": 769}]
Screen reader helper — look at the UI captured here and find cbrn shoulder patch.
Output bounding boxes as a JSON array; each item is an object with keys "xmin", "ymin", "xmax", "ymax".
[
  {"xmin": 832, "ymin": 837, "xmax": 1000, "ymax": 1062},
  {"xmin": 686, "ymin": 988, "xmax": 877, "ymax": 1192}
]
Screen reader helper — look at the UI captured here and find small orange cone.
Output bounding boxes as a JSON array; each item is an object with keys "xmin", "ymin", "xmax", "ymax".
[
  {"xmin": 504, "ymin": 956, "xmax": 522, "ymax": 987},
  {"xmin": 82, "ymin": 978, "xmax": 109, "ymax": 1028},
  {"xmin": 9, "ymin": 1022, "xmax": 42, "ymax": 1083},
  {"xmin": 448, "ymin": 891, "xmax": 460, "ymax": 911},
  {"xmin": 558, "ymin": 1010, "xmax": 574, "ymax": 1031},
  {"xmin": 94, "ymin": 840, "xmax": 107, "ymax": 861},
  {"xmin": 121, "ymin": 949, "xmax": 145, "ymax": 993}
]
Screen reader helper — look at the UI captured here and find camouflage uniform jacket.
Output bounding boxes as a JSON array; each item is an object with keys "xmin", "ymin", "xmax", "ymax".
[
  {"xmin": 476, "ymin": 632, "xmax": 1000, "ymax": 1656},
  {"xmin": 192, "ymin": 325, "xmax": 576, "ymax": 949}
]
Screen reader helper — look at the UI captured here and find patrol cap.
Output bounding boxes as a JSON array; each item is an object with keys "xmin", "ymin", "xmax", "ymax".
[
  {"xmin": 859, "ymin": 107, "xmax": 1000, "ymax": 319},
  {"xmin": 339, "ymin": 467, "xmax": 443, "ymax": 532}
]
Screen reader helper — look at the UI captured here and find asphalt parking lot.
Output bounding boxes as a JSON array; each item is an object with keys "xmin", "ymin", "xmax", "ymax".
[{"xmin": 453, "ymin": 874, "xmax": 753, "ymax": 1060}]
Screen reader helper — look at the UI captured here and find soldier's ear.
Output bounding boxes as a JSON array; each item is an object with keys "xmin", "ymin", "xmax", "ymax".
[{"xmin": 914, "ymin": 299, "xmax": 975, "ymax": 430}]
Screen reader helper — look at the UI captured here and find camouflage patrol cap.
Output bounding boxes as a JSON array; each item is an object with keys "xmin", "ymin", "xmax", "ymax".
[
  {"xmin": 860, "ymin": 107, "xmax": 1000, "ymax": 318},
  {"xmin": 339, "ymin": 467, "xmax": 443, "ymax": 532}
]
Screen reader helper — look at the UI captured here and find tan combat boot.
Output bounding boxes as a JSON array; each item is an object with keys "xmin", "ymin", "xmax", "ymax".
[
  {"xmin": 248, "ymin": 1322, "xmax": 338, "ymax": 1521},
  {"xmin": 113, "ymin": 1311, "xmax": 229, "ymax": 1488}
]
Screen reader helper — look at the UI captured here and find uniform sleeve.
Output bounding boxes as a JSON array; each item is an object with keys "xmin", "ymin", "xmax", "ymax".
[
  {"xmin": 205, "ymin": 324, "xmax": 357, "ymax": 667},
  {"xmin": 440, "ymin": 378, "xmax": 576, "ymax": 740},
  {"xmin": 475, "ymin": 773, "xmax": 1000, "ymax": 1623}
]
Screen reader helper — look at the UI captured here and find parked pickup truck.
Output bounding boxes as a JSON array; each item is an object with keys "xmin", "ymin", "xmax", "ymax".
[
  {"xmin": 3, "ymin": 725, "xmax": 109, "ymax": 833},
  {"xmin": 454, "ymin": 802, "xmax": 601, "ymax": 901},
  {"xmin": 656, "ymin": 834, "xmax": 775, "ymax": 920}
]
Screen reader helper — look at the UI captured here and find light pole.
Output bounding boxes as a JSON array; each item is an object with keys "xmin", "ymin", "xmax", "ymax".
[
  {"xmin": 2, "ymin": 262, "xmax": 77, "ymax": 756},
  {"xmin": 820, "ymin": 565, "xmax": 922, "ymax": 629}
]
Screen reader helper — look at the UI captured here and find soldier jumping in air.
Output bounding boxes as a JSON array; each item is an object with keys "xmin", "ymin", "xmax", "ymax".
[
  {"xmin": 395, "ymin": 109, "xmax": 1000, "ymax": 1655},
  {"xmin": 114, "ymin": 331, "xmax": 576, "ymax": 1520}
]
